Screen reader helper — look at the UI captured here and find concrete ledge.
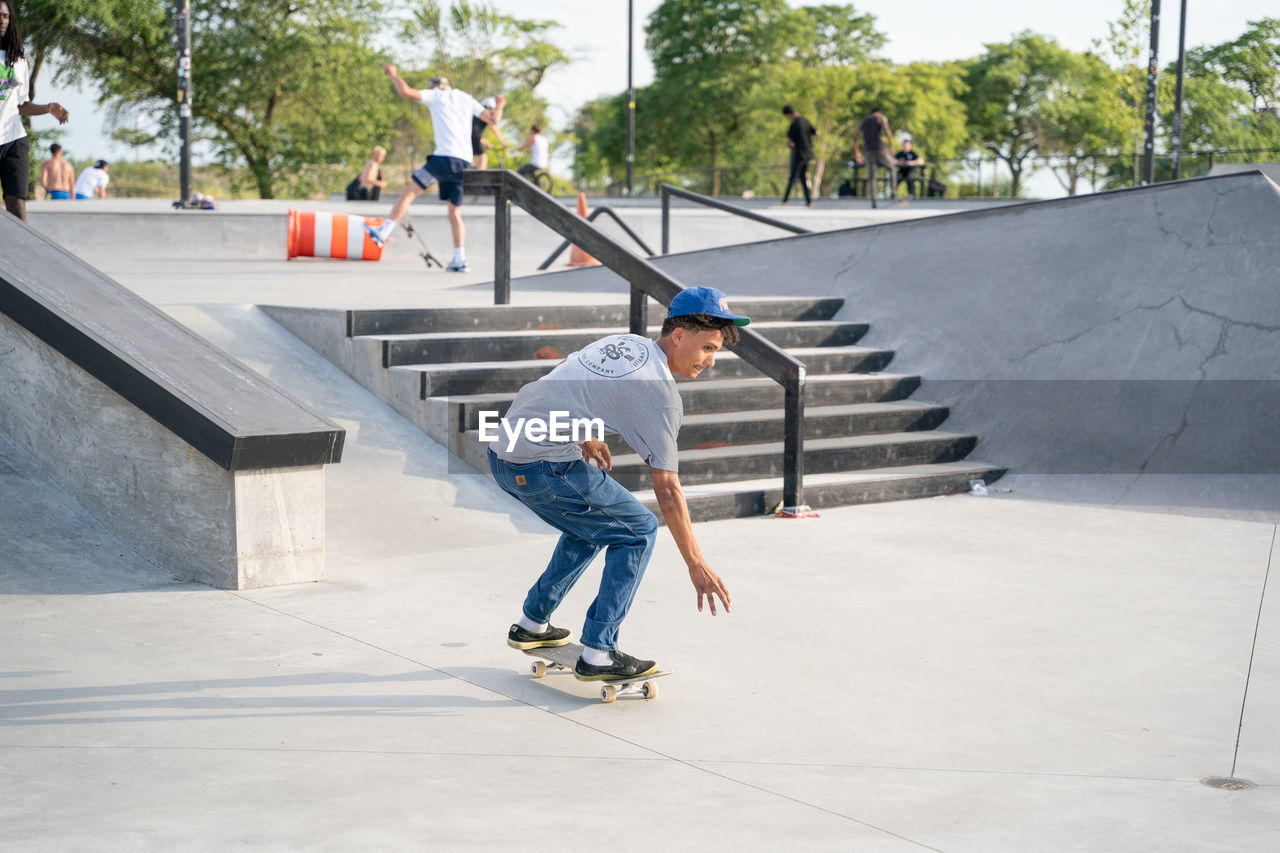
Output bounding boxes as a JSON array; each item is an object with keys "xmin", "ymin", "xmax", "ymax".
[
  {"xmin": 27, "ymin": 209, "xmax": 287, "ymax": 260},
  {"xmin": 1, "ymin": 217, "xmax": 344, "ymax": 469},
  {"xmin": 0, "ymin": 216, "xmax": 342, "ymax": 588},
  {"xmin": 0, "ymin": 313, "xmax": 325, "ymax": 588}
]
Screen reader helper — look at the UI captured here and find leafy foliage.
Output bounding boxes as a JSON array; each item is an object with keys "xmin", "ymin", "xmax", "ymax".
[
  {"xmin": 396, "ymin": 1, "xmax": 569, "ymax": 175},
  {"xmin": 39, "ymin": 0, "xmax": 400, "ymax": 198}
]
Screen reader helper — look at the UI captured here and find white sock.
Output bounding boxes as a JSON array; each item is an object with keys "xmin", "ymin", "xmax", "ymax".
[
  {"xmin": 581, "ymin": 646, "xmax": 613, "ymax": 666},
  {"xmin": 452, "ymin": 247, "xmax": 465, "ymax": 263},
  {"xmin": 516, "ymin": 615, "xmax": 547, "ymax": 634}
]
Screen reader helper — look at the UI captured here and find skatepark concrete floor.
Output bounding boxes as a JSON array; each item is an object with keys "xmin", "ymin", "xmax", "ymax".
[{"xmin": 2, "ymin": 200, "xmax": 1278, "ymax": 851}]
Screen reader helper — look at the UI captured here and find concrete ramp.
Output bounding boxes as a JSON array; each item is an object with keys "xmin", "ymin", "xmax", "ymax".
[
  {"xmin": 517, "ymin": 174, "xmax": 1280, "ymax": 517},
  {"xmin": 1207, "ymin": 163, "xmax": 1280, "ymax": 184}
]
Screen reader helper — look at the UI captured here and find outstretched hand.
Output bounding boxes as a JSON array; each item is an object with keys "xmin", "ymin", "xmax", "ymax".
[{"xmin": 689, "ymin": 563, "xmax": 731, "ymax": 615}]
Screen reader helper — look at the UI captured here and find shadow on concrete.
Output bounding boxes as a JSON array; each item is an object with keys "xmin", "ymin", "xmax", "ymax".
[{"xmin": 0, "ymin": 670, "xmax": 522, "ymax": 725}]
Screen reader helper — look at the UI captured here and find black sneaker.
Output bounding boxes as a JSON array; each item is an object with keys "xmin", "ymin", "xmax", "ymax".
[
  {"xmin": 574, "ymin": 650, "xmax": 658, "ymax": 682},
  {"xmin": 507, "ymin": 623, "xmax": 572, "ymax": 650}
]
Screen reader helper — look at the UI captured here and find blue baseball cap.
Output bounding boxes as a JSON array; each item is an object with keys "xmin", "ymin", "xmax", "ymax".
[{"xmin": 667, "ymin": 286, "xmax": 751, "ymax": 327}]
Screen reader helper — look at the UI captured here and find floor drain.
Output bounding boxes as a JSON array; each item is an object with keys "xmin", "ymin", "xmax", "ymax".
[{"xmin": 1201, "ymin": 776, "xmax": 1255, "ymax": 790}]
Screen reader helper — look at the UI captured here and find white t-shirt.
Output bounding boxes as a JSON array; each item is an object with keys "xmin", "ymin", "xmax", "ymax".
[
  {"xmin": 529, "ymin": 133, "xmax": 549, "ymax": 169},
  {"xmin": 494, "ymin": 335, "xmax": 683, "ymax": 472},
  {"xmin": 419, "ymin": 88, "xmax": 486, "ymax": 162},
  {"xmin": 0, "ymin": 52, "xmax": 31, "ymax": 145},
  {"xmin": 74, "ymin": 167, "xmax": 110, "ymax": 197}
]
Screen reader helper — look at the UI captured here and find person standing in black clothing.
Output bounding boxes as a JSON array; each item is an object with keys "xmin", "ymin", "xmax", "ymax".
[
  {"xmin": 852, "ymin": 106, "xmax": 896, "ymax": 208},
  {"xmin": 781, "ymin": 105, "xmax": 816, "ymax": 208},
  {"xmin": 471, "ymin": 96, "xmax": 508, "ymax": 169}
]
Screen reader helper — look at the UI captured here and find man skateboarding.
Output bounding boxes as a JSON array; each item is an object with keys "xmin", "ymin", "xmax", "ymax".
[
  {"xmin": 364, "ymin": 66, "xmax": 504, "ymax": 272},
  {"xmin": 490, "ymin": 287, "xmax": 746, "ymax": 681}
]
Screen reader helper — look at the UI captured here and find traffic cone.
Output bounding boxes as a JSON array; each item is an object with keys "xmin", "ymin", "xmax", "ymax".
[
  {"xmin": 566, "ymin": 193, "xmax": 600, "ymax": 267},
  {"xmin": 287, "ymin": 209, "xmax": 385, "ymax": 260}
]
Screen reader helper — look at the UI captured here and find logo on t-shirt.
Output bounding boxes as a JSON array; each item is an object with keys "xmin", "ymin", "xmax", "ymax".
[
  {"xmin": 0, "ymin": 67, "xmax": 18, "ymax": 104},
  {"xmin": 578, "ymin": 337, "xmax": 649, "ymax": 377}
]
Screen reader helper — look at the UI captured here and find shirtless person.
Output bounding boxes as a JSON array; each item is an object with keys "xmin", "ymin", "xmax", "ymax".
[{"xmin": 39, "ymin": 143, "xmax": 73, "ymax": 199}]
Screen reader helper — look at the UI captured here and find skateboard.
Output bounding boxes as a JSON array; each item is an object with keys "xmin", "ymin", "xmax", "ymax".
[
  {"xmin": 399, "ymin": 217, "xmax": 444, "ymax": 269},
  {"xmin": 522, "ymin": 641, "xmax": 672, "ymax": 703}
]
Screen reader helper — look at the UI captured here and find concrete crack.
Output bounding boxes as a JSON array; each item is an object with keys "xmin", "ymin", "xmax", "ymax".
[
  {"xmin": 1011, "ymin": 294, "xmax": 1279, "ymax": 371},
  {"xmin": 1152, "ymin": 192, "xmax": 1196, "ymax": 251},
  {"xmin": 1010, "ymin": 295, "xmax": 1182, "ymax": 364},
  {"xmin": 834, "ymin": 239, "xmax": 875, "ymax": 283}
]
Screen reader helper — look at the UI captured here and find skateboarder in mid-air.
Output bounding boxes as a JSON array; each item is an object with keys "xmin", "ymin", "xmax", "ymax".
[
  {"xmin": 490, "ymin": 287, "xmax": 746, "ymax": 681},
  {"xmin": 364, "ymin": 65, "xmax": 504, "ymax": 272}
]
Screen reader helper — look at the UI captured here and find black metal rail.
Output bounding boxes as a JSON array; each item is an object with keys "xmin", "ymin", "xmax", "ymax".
[
  {"xmin": 537, "ymin": 206, "xmax": 655, "ymax": 270},
  {"xmin": 659, "ymin": 183, "xmax": 810, "ymax": 254},
  {"xmin": 466, "ymin": 170, "xmax": 807, "ymax": 512}
]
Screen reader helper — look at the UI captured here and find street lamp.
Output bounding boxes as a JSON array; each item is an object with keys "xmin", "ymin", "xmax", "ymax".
[
  {"xmin": 1141, "ymin": 0, "xmax": 1161, "ymax": 185},
  {"xmin": 625, "ymin": 0, "xmax": 635, "ymax": 196},
  {"xmin": 175, "ymin": 1, "xmax": 192, "ymax": 205},
  {"xmin": 1171, "ymin": 0, "xmax": 1188, "ymax": 179}
]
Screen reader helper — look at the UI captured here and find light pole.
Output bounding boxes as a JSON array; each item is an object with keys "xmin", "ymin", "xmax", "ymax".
[
  {"xmin": 175, "ymin": 1, "xmax": 192, "ymax": 205},
  {"xmin": 625, "ymin": 0, "xmax": 635, "ymax": 196},
  {"xmin": 1141, "ymin": 0, "xmax": 1161, "ymax": 185},
  {"xmin": 1171, "ymin": 0, "xmax": 1188, "ymax": 179}
]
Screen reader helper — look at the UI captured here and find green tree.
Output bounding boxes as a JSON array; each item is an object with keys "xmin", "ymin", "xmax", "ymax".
[
  {"xmin": 398, "ymin": 1, "xmax": 569, "ymax": 171},
  {"xmin": 962, "ymin": 32, "xmax": 1078, "ymax": 197},
  {"xmin": 1040, "ymin": 51, "xmax": 1127, "ymax": 195},
  {"xmin": 1177, "ymin": 19, "xmax": 1280, "ymax": 168},
  {"xmin": 1192, "ymin": 18, "xmax": 1280, "ymax": 114},
  {"xmin": 644, "ymin": 0, "xmax": 803, "ymax": 194},
  {"xmin": 792, "ymin": 4, "xmax": 886, "ymax": 66},
  {"xmin": 43, "ymin": 0, "xmax": 401, "ymax": 198},
  {"xmin": 1159, "ymin": 73, "xmax": 1261, "ymax": 165},
  {"xmin": 401, "ymin": 1, "xmax": 568, "ymax": 98},
  {"xmin": 569, "ymin": 92, "xmax": 626, "ymax": 189}
]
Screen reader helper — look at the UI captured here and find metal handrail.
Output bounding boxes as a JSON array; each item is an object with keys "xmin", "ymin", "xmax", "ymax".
[
  {"xmin": 660, "ymin": 183, "xmax": 810, "ymax": 254},
  {"xmin": 466, "ymin": 169, "xmax": 806, "ymax": 512},
  {"xmin": 537, "ymin": 206, "xmax": 655, "ymax": 270}
]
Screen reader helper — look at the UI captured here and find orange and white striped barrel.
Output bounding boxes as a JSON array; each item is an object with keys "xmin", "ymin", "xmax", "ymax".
[{"xmin": 287, "ymin": 209, "xmax": 385, "ymax": 261}]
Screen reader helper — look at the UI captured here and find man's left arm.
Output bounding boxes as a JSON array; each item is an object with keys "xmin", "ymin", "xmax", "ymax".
[{"xmin": 652, "ymin": 467, "xmax": 731, "ymax": 615}]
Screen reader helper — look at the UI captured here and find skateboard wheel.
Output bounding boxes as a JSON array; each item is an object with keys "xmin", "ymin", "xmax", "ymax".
[
  {"xmin": 642, "ymin": 680, "xmax": 658, "ymax": 700},
  {"xmin": 531, "ymin": 661, "xmax": 547, "ymax": 679},
  {"xmin": 600, "ymin": 684, "xmax": 618, "ymax": 703}
]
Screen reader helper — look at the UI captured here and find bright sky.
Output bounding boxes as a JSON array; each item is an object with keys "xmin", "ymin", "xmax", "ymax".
[{"xmin": 33, "ymin": 0, "xmax": 1275, "ymax": 166}]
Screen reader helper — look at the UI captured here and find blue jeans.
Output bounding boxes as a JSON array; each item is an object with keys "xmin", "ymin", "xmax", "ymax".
[{"xmin": 488, "ymin": 449, "xmax": 658, "ymax": 651}]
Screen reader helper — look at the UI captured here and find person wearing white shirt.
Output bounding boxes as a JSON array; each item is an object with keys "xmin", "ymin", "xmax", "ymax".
[
  {"xmin": 74, "ymin": 160, "xmax": 110, "ymax": 200},
  {"xmin": 365, "ymin": 65, "xmax": 504, "ymax": 273},
  {"xmin": 1, "ymin": 1, "xmax": 69, "ymax": 222},
  {"xmin": 515, "ymin": 123, "xmax": 550, "ymax": 182}
]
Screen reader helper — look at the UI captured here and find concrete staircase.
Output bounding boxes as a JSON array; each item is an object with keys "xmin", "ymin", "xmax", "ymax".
[{"xmin": 270, "ymin": 297, "xmax": 1004, "ymax": 521}]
